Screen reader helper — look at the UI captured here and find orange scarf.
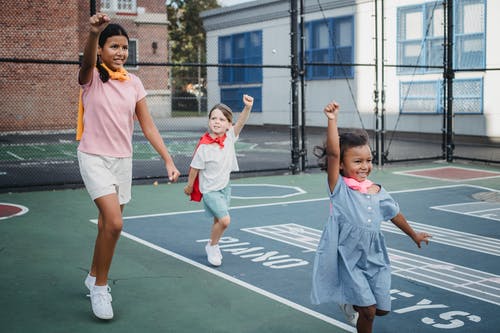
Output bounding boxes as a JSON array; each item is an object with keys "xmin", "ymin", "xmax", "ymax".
[{"xmin": 76, "ymin": 64, "xmax": 130, "ymax": 140}]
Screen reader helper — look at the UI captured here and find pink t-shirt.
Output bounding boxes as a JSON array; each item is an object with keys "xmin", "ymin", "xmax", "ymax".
[{"xmin": 78, "ymin": 68, "xmax": 147, "ymax": 157}]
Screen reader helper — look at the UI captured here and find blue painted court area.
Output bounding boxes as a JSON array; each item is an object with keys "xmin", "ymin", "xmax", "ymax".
[{"xmin": 110, "ymin": 184, "xmax": 500, "ymax": 333}]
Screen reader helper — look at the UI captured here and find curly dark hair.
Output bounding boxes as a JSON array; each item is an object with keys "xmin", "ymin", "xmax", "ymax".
[
  {"xmin": 96, "ymin": 24, "xmax": 129, "ymax": 83},
  {"xmin": 314, "ymin": 129, "xmax": 370, "ymax": 172}
]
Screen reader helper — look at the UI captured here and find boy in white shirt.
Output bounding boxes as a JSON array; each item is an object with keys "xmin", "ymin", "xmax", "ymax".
[{"xmin": 184, "ymin": 95, "xmax": 254, "ymax": 266}]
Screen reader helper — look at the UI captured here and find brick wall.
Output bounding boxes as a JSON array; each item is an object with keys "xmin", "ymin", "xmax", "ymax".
[
  {"xmin": 0, "ymin": 0, "xmax": 169, "ymax": 132},
  {"xmin": 0, "ymin": 1, "xmax": 80, "ymax": 131}
]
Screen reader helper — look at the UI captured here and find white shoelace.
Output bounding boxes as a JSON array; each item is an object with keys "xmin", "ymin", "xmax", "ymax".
[
  {"xmin": 86, "ymin": 285, "xmax": 111, "ymax": 298},
  {"xmin": 215, "ymin": 245, "xmax": 223, "ymax": 259},
  {"xmin": 91, "ymin": 290, "xmax": 112, "ymax": 305}
]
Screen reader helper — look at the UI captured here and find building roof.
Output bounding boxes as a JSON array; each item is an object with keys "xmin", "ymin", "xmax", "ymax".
[{"xmin": 201, "ymin": 0, "xmax": 360, "ymax": 31}]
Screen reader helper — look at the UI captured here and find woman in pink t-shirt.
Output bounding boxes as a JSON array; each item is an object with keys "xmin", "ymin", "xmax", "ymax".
[{"xmin": 77, "ymin": 13, "xmax": 180, "ymax": 320}]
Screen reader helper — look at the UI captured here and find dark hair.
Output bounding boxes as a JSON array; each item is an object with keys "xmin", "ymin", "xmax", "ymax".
[
  {"xmin": 96, "ymin": 24, "xmax": 129, "ymax": 82},
  {"xmin": 314, "ymin": 129, "xmax": 370, "ymax": 172},
  {"xmin": 208, "ymin": 103, "xmax": 233, "ymax": 123}
]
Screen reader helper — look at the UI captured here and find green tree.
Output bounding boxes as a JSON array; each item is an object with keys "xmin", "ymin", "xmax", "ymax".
[{"xmin": 166, "ymin": 0, "xmax": 219, "ymax": 95}]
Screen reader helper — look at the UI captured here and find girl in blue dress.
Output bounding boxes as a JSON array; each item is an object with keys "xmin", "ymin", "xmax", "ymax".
[{"xmin": 311, "ymin": 101, "xmax": 431, "ymax": 333}]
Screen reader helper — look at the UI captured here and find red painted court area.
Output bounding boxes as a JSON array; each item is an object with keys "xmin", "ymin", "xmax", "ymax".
[{"xmin": 0, "ymin": 203, "xmax": 28, "ymax": 220}]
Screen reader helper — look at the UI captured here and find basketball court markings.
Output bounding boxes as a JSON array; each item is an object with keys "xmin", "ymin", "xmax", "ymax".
[
  {"xmin": 0, "ymin": 203, "xmax": 29, "ymax": 220},
  {"xmin": 242, "ymin": 223, "xmax": 500, "ymax": 306},
  {"xmin": 110, "ymin": 226, "xmax": 356, "ymax": 333},
  {"xmin": 0, "ymin": 136, "xmax": 287, "ymax": 163},
  {"xmin": 380, "ymin": 220, "xmax": 500, "ymax": 256},
  {"xmin": 231, "ymin": 184, "xmax": 306, "ymax": 199},
  {"xmin": 431, "ymin": 202, "xmax": 500, "ymax": 222},
  {"xmin": 394, "ymin": 166, "xmax": 500, "ymax": 182},
  {"xmin": 90, "ymin": 184, "xmax": 499, "ymax": 332}
]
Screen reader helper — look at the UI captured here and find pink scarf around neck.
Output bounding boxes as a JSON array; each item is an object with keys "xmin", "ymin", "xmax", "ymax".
[{"xmin": 343, "ymin": 177, "xmax": 374, "ymax": 194}]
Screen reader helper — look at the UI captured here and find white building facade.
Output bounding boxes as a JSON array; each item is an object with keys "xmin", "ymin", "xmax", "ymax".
[{"xmin": 201, "ymin": 0, "xmax": 499, "ymax": 140}]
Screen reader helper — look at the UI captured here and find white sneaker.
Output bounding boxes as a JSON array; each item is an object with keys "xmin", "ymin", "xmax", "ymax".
[
  {"xmin": 84, "ymin": 274, "xmax": 95, "ymax": 294},
  {"xmin": 205, "ymin": 242, "xmax": 222, "ymax": 266},
  {"xmin": 214, "ymin": 244, "xmax": 223, "ymax": 259},
  {"xmin": 90, "ymin": 286, "xmax": 114, "ymax": 320},
  {"xmin": 85, "ymin": 274, "xmax": 111, "ymax": 296},
  {"xmin": 339, "ymin": 304, "xmax": 358, "ymax": 326}
]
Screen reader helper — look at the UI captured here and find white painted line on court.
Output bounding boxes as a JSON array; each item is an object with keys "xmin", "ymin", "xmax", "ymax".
[
  {"xmin": 468, "ymin": 208, "xmax": 500, "ymax": 214},
  {"xmin": 6, "ymin": 151, "xmax": 24, "ymax": 160},
  {"xmin": 121, "ymin": 197, "xmax": 328, "ymax": 222},
  {"xmin": 0, "ymin": 203, "xmax": 29, "ymax": 220},
  {"xmin": 431, "ymin": 202, "xmax": 500, "ymax": 222},
  {"xmin": 89, "ymin": 217, "xmax": 355, "ymax": 333},
  {"xmin": 388, "ymin": 183, "xmax": 498, "ymax": 194},
  {"xmin": 123, "ymin": 185, "xmax": 499, "ymax": 221},
  {"xmin": 263, "ymin": 141, "xmax": 290, "ymax": 146},
  {"xmin": 231, "ymin": 183, "xmax": 307, "ymax": 199},
  {"xmin": 119, "ymin": 184, "xmax": 500, "ymax": 309},
  {"xmin": 242, "ymin": 223, "xmax": 500, "ymax": 306},
  {"xmin": 62, "ymin": 151, "xmax": 78, "ymax": 158},
  {"xmin": 381, "ymin": 220, "xmax": 500, "ymax": 256},
  {"xmin": 30, "ymin": 146, "xmax": 46, "ymax": 151},
  {"xmin": 389, "ymin": 250, "xmax": 500, "ymax": 306},
  {"xmin": 393, "ymin": 166, "xmax": 500, "ymax": 181}
]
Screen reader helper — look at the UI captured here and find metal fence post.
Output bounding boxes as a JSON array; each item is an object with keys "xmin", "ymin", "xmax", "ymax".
[{"xmin": 290, "ymin": 0, "xmax": 300, "ymax": 174}]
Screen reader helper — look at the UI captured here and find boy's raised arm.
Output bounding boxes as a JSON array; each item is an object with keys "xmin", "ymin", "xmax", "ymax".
[{"xmin": 233, "ymin": 94, "xmax": 253, "ymax": 137}]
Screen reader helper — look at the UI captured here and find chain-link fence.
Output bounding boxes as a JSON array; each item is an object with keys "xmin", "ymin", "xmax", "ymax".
[{"xmin": 1, "ymin": 0, "xmax": 498, "ymax": 192}]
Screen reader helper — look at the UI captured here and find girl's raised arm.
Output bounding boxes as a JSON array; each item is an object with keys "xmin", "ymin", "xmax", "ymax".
[
  {"xmin": 78, "ymin": 13, "xmax": 110, "ymax": 85},
  {"xmin": 324, "ymin": 102, "xmax": 340, "ymax": 193}
]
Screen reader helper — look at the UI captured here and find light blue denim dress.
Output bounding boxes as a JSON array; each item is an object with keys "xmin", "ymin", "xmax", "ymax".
[{"xmin": 311, "ymin": 177, "xmax": 400, "ymax": 311}]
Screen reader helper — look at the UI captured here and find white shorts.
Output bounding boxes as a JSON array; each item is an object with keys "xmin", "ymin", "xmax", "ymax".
[{"xmin": 78, "ymin": 150, "xmax": 132, "ymax": 205}]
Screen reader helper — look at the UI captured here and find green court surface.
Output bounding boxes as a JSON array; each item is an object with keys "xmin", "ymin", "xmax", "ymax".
[
  {"xmin": 0, "ymin": 134, "xmax": 260, "ymax": 162},
  {"xmin": 1, "ymin": 162, "xmax": 499, "ymax": 333}
]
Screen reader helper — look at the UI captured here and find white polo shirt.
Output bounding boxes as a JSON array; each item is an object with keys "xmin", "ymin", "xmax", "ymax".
[{"xmin": 190, "ymin": 127, "xmax": 239, "ymax": 193}]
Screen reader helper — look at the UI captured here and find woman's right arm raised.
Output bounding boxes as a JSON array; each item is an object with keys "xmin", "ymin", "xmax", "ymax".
[
  {"xmin": 324, "ymin": 102, "xmax": 340, "ymax": 193},
  {"xmin": 78, "ymin": 13, "xmax": 110, "ymax": 85}
]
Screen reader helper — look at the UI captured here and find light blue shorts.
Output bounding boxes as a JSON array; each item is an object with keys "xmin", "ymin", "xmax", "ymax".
[{"xmin": 202, "ymin": 185, "xmax": 231, "ymax": 219}]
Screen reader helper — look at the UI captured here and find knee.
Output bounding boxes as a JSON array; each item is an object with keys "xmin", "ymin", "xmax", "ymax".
[
  {"xmin": 103, "ymin": 218, "xmax": 123, "ymax": 236},
  {"xmin": 376, "ymin": 309, "xmax": 390, "ymax": 317},
  {"xmin": 357, "ymin": 305, "xmax": 377, "ymax": 322},
  {"xmin": 218, "ymin": 216, "xmax": 231, "ymax": 229}
]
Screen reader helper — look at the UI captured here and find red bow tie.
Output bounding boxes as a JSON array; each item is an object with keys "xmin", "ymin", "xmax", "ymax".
[{"xmin": 343, "ymin": 177, "xmax": 374, "ymax": 193}]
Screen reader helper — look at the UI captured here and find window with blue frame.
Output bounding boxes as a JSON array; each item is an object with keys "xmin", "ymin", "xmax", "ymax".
[
  {"xmin": 397, "ymin": 2, "xmax": 444, "ymax": 74},
  {"xmin": 218, "ymin": 31, "xmax": 262, "ymax": 85},
  {"xmin": 305, "ymin": 15, "xmax": 354, "ymax": 80},
  {"xmin": 397, "ymin": 0, "xmax": 485, "ymax": 74},
  {"xmin": 220, "ymin": 87, "xmax": 262, "ymax": 113},
  {"xmin": 452, "ymin": 78, "xmax": 483, "ymax": 114},
  {"xmin": 218, "ymin": 30, "xmax": 262, "ymax": 112},
  {"xmin": 400, "ymin": 78, "xmax": 483, "ymax": 114},
  {"xmin": 400, "ymin": 81, "xmax": 442, "ymax": 114},
  {"xmin": 455, "ymin": 0, "xmax": 485, "ymax": 69}
]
